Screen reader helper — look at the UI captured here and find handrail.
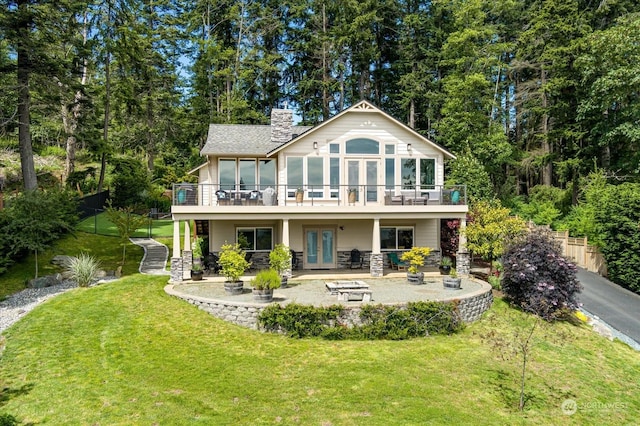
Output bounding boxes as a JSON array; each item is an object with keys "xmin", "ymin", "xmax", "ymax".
[{"xmin": 172, "ymin": 183, "xmax": 467, "ymax": 207}]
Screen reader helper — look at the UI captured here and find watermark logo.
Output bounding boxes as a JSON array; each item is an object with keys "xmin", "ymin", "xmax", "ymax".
[
  {"xmin": 561, "ymin": 399, "xmax": 577, "ymax": 415},
  {"xmin": 561, "ymin": 398, "xmax": 628, "ymax": 415}
]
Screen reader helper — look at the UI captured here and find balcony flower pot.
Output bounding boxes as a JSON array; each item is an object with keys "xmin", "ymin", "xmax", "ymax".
[
  {"xmin": 348, "ymin": 188, "xmax": 357, "ymax": 205},
  {"xmin": 295, "ymin": 188, "xmax": 304, "ymax": 203}
]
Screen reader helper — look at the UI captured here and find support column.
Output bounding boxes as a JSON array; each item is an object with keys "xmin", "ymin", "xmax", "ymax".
[
  {"xmin": 456, "ymin": 216, "xmax": 470, "ymax": 276},
  {"xmin": 170, "ymin": 220, "xmax": 183, "ymax": 283},
  {"xmin": 370, "ymin": 218, "xmax": 383, "ymax": 277},
  {"xmin": 282, "ymin": 219, "xmax": 292, "ymax": 277},
  {"xmin": 182, "ymin": 221, "xmax": 192, "ymax": 280}
]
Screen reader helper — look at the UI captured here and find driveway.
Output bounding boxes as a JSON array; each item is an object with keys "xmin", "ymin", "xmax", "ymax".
[{"xmin": 577, "ymin": 268, "xmax": 640, "ymax": 348}]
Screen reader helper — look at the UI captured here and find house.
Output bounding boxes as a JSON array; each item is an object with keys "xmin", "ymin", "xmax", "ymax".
[{"xmin": 169, "ymin": 100, "xmax": 469, "ymax": 282}]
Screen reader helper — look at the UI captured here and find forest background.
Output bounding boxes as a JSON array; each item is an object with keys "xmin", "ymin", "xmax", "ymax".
[{"xmin": 1, "ymin": 0, "xmax": 639, "ymax": 291}]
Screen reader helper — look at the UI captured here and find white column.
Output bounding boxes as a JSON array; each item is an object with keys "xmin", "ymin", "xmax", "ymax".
[
  {"xmin": 282, "ymin": 219, "xmax": 290, "ymax": 247},
  {"xmin": 458, "ymin": 217, "xmax": 467, "ymax": 251},
  {"xmin": 372, "ymin": 218, "xmax": 381, "ymax": 254},
  {"xmin": 184, "ymin": 221, "xmax": 191, "ymax": 251},
  {"xmin": 172, "ymin": 220, "xmax": 181, "ymax": 258}
]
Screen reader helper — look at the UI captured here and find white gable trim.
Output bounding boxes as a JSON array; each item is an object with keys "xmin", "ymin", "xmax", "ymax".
[{"xmin": 266, "ymin": 100, "xmax": 455, "ymax": 160}]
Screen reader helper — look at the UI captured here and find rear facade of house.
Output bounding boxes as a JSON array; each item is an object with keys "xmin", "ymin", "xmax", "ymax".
[{"xmin": 170, "ymin": 100, "xmax": 469, "ymax": 280}]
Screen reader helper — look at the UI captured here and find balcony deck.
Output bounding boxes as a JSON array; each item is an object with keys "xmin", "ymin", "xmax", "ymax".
[{"xmin": 172, "ymin": 183, "xmax": 467, "ymax": 209}]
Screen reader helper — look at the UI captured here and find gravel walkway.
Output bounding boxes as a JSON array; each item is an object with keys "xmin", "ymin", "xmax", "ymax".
[{"xmin": 0, "ymin": 280, "xmax": 78, "ymax": 334}]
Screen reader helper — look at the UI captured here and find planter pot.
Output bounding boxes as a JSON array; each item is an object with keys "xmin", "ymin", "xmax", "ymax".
[
  {"xmin": 190, "ymin": 270, "xmax": 204, "ymax": 281},
  {"xmin": 280, "ymin": 275, "xmax": 288, "ymax": 288},
  {"xmin": 253, "ymin": 288, "xmax": 274, "ymax": 302},
  {"xmin": 295, "ymin": 192, "xmax": 304, "ymax": 203},
  {"xmin": 348, "ymin": 191, "xmax": 357, "ymax": 204},
  {"xmin": 407, "ymin": 272, "xmax": 424, "ymax": 285},
  {"xmin": 439, "ymin": 265, "xmax": 451, "ymax": 275},
  {"xmin": 224, "ymin": 281, "xmax": 244, "ymax": 295},
  {"xmin": 443, "ymin": 277, "xmax": 462, "ymax": 290}
]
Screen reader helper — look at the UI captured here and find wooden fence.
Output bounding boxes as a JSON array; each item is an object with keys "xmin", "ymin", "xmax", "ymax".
[{"xmin": 546, "ymin": 230, "xmax": 608, "ymax": 276}]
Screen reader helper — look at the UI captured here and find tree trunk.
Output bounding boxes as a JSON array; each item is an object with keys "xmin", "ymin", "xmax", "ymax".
[
  {"xmin": 17, "ymin": 0, "xmax": 37, "ymax": 191},
  {"xmin": 541, "ymin": 68, "xmax": 552, "ymax": 186}
]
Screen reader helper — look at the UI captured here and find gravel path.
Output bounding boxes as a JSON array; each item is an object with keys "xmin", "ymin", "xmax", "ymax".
[{"xmin": 0, "ymin": 280, "xmax": 78, "ymax": 334}]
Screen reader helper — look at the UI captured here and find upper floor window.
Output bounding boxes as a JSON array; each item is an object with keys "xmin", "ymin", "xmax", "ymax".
[
  {"xmin": 346, "ymin": 138, "xmax": 379, "ymax": 155},
  {"xmin": 401, "ymin": 158, "xmax": 435, "ymax": 189}
]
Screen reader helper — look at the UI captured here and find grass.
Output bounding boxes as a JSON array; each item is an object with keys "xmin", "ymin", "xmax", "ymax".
[
  {"xmin": 76, "ymin": 212, "xmax": 175, "ymax": 238},
  {"xmin": 1, "ymin": 275, "xmax": 638, "ymax": 424},
  {"xmin": 0, "ymin": 232, "xmax": 144, "ymax": 299}
]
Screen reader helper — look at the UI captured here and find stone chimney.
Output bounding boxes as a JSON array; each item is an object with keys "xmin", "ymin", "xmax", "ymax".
[{"xmin": 271, "ymin": 108, "xmax": 293, "ymax": 144}]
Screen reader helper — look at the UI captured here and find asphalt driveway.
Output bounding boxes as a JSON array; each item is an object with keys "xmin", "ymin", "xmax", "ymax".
[{"xmin": 577, "ymin": 268, "xmax": 640, "ymax": 348}]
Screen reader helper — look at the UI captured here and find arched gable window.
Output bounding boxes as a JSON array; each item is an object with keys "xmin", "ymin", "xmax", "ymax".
[{"xmin": 345, "ymin": 138, "xmax": 379, "ymax": 154}]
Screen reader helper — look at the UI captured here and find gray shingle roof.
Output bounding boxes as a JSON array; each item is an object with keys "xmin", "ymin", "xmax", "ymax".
[{"xmin": 201, "ymin": 124, "xmax": 313, "ymax": 156}]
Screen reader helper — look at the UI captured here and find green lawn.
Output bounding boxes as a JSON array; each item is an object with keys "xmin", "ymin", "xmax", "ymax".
[
  {"xmin": 1, "ymin": 275, "xmax": 638, "ymax": 425},
  {"xmin": 0, "ymin": 232, "xmax": 144, "ymax": 299},
  {"xmin": 76, "ymin": 212, "xmax": 175, "ymax": 238}
]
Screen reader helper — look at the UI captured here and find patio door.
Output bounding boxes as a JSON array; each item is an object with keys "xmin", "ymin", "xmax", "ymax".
[
  {"xmin": 304, "ymin": 228, "xmax": 336, "ymax": 269},
  {"xmin": 346, "ymin": 159, "xmax": 380, "ymax": 204}
]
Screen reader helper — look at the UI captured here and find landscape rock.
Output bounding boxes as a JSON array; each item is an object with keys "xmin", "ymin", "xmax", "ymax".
[{"xmin": 28, "ymin": 274, "xmax": 62, "ymax": 289}]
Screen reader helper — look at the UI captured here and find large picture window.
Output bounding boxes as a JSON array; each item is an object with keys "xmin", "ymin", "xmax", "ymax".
[
  {"xmin": 420, "ymin": 158, "xmax": 435, "ymax": 188},
  {"xmin": 380, "ymin": 227, "xmax": 414, "ymax": 250},
  {"xmin": 237, "ymin": 228, "xmax": 273, "ymax": 251},
  {"xmin": 219, "ymin": 159, "xmax": 236, "ymax": 190},
  {"xmin": 346, "ymin": 138, "xmax": 379, "ymax": 154}
]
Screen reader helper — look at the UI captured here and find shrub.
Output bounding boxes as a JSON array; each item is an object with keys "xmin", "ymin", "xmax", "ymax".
[
  {"xmin": 218, "ymin": 243, "xmax": 250, "ymax": 282},
  {"xmin": 251, "ymin": 268, "xmax": 281, "ymax": 290},
  {"xmin": 63, "ymin": 253, "xmax": 101, "ymax": 287},
  {"xmin": 400, "ymin": 247, "xmax": 432, "ymax": 274},
  {"xmin": 259, "ymin": 303, "xmax": 343, "ymax": 338},
  {"xmin": 0, "ymin": 413, "xmax": 18, "ymax": 426},
  {"xmin": 257, "ymin": 301, "xmax": 463, "ymax": 340},
  {"xmin": 501, "ymin": 230, "xmax": 581, "ymax": 321},
  {"xmin": 269, "ymin": 243, "xmax": 291, "ymax": 275}
]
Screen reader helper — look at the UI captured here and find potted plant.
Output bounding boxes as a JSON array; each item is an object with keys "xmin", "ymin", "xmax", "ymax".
[
  {"xmin": 218, "ymin": 242, "xmax": 251, "ymax": 294},
  {"xmin": 348, "ymin": 187, "xmax": 357, "ymax": 204},
  {"xmin": 191, "ymin": 236, "xmax": 205, "ymax": 280},
  {"xmin": 443, "ymin": 267, "xmax": 462, "ymax": 290},
  {"xmin": 439, "ymin": 256, "xmax": 453, "ymax": 275},
  {"xmin": 295, "ymin": 187, "xmax": 304, "ymax": 203},
  {"xmin": 400, "ymin": 246, "xmax": 432, "ymax": 284},
  {"xmin": 250, "ymin": 268, "xmax": 281, "ymax": 302},
  {"xmin": 269, "ymin": 243, "xmax": 292, "ymax": 288}
]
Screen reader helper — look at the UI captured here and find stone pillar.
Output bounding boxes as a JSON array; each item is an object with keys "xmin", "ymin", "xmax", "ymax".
[
  {"xmin": 456, "ymin": 216, "xmax": 470, "ymax": 276},
  {"xmin": 182, "ymin": 221, "xmax": 192, "ymax": 280},
  {"xmin": 170, "ymin": 257, "xmax": 183, "ymax": 283},
  {"xmin": 369, "ymin": 253, "xmax": 384, "ymax": 277},
  {"xmin": 456, "ymin": 251, "xmax": 470, "ymax": 276},
  {"xmin": 170, "ymin": 220, "xmax": 183, "ymax": 282}
]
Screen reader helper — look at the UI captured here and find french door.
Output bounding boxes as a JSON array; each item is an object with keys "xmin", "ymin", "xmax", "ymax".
[
  {"xmin": 304, "ymin": 228, "xmax": 336, "ymax": 269},
  {"xmin": 346, "ymin": 159, "xmax": 380, "ymax": 204}
]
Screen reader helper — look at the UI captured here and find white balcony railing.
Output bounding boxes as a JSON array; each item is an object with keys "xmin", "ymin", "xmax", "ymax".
[{"xmin": 172, "ymin": 183, "xmax": 467, "ymax": 208}]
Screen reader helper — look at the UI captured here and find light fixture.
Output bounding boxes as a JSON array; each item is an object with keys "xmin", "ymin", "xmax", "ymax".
[
  {"xmin": 313, "ymin": 141, "xmax": 318, "ymax": 149},
  {"xmin": 407, "ymin": 143, "xmax": 412, "ymax": 151}
]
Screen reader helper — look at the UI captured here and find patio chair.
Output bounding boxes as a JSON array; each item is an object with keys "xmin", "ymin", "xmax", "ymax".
[
  {"xmin": 387, "ymin": 252, "xmax": 407, "ymax": 271},
  {"xmin": 215, "ymin": 190, "xmax": 230, "ymax": 205},
  {"xmin": 204, "ymin": 253, "xmax": 221, "ymax": 274},
  {"xmin": 290, "ymin": 249, "xmax": 299, "ymax": 270},
  {"xmin": 262, "ymin": 187, "xmax": 277, "ymax": 206},
  {"xmin": 350, "ymin": 248, "xmax": 364, "ymax": 269}
]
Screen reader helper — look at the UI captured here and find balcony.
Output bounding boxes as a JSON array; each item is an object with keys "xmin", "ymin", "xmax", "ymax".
[{"xmin": 171, "ymin": 183, "xmax": 467, "ymax": 208}]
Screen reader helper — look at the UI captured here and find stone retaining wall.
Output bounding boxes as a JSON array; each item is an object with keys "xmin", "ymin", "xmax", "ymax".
[{"xmin": 165, "ymin": 279, "xmax": 493, "ymax": 331}]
